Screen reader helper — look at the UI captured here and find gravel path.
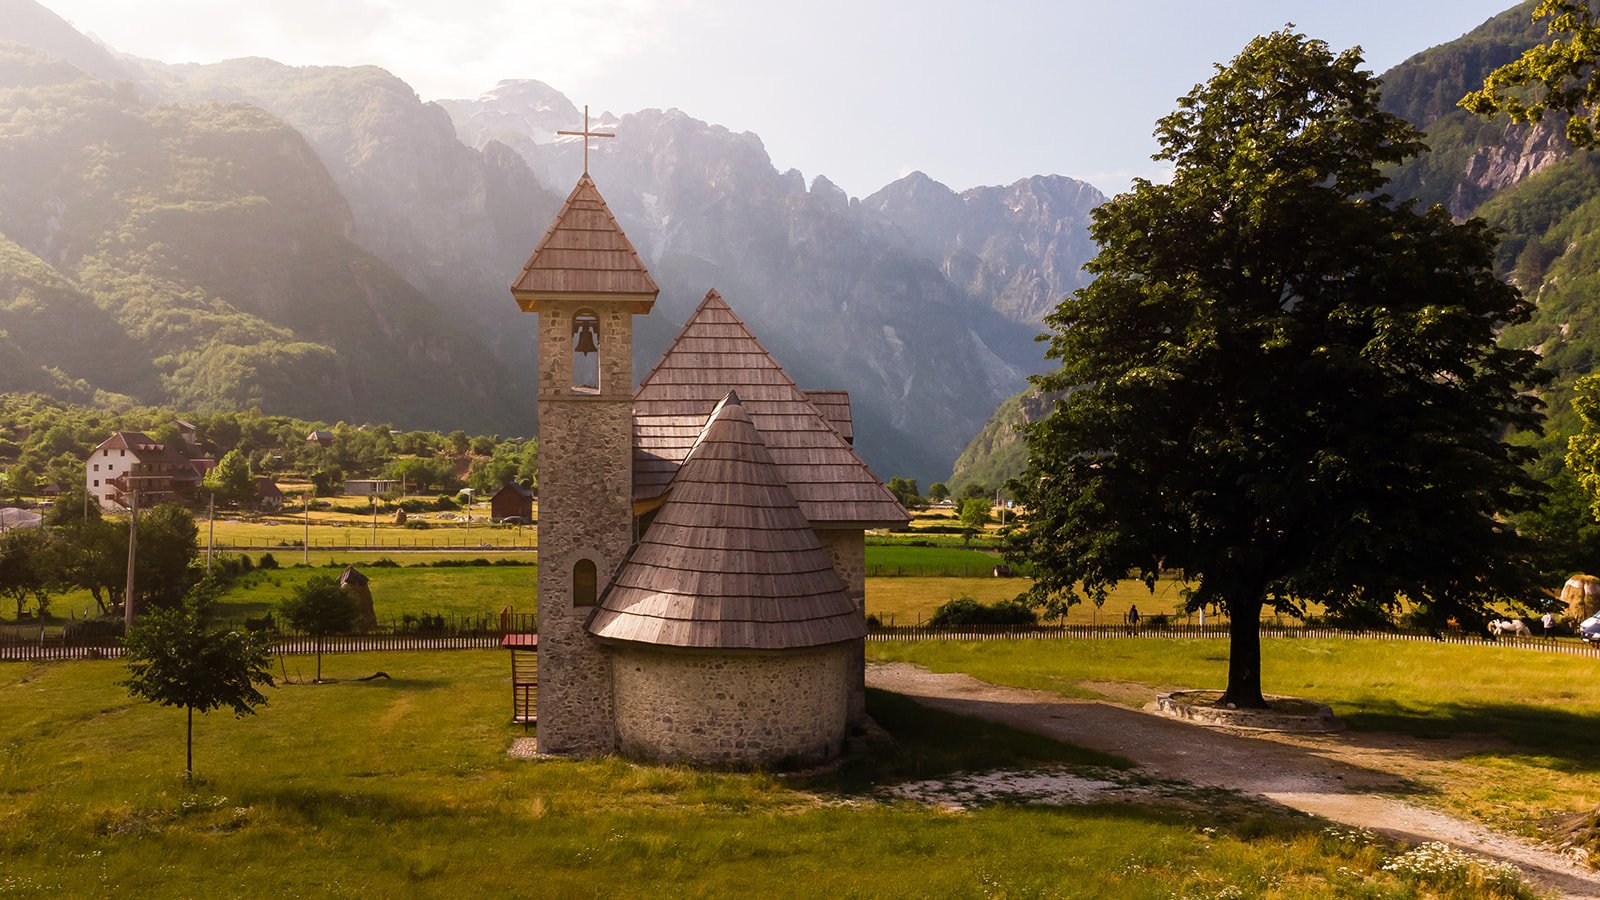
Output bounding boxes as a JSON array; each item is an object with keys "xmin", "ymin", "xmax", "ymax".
[{"xmin": 868, "ymin": 662, "xmax": 1600, "ymax": 899}]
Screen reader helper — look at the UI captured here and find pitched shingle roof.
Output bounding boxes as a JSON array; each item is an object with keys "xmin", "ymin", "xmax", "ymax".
[
  {"xmin": 510, "ymin": 174, "xmax": 659, "ymax": 309},
  {"xmin": 632, "ymin": 291, "xmax": 908, "ymax": 528},
  {"xmin": 590, "ymin": 392, "xmax": 865, "ymax": 650}
]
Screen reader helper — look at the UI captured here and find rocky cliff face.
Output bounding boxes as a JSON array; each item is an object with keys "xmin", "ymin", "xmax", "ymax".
[{"xmin": 862, "ymin": 172, "xmax": 1104, "ymax": 324}]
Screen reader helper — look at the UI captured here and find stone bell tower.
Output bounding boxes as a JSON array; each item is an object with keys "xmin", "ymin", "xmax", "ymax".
[{"xmin": 510, "ymin": 173, "xmax": 658, "ymax": 755}]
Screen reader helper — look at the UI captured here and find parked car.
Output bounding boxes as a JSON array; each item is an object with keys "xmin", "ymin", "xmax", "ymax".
[{"xmin": 1580, "ymin": 614, "xmax": 1600, "ymax": 643}]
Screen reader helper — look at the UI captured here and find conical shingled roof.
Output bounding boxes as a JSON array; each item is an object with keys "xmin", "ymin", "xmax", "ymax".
[
  {"xmin": 633, "ymin": 291, "xmax": 909, "ymax": 528},
  {"xmin": 590, "ymin": 392, "xmax": 865, "ymax": 650},
  {"xmin": 510, "ymin": 174, "xmax": 658, "ymax": 309}
]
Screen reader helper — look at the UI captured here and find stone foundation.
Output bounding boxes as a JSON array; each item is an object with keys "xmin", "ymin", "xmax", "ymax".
[{"xmin": 610, "ymin": 642, "xmax": 854, "ymax": 767}]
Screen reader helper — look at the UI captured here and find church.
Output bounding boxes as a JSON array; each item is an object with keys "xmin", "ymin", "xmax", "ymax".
[{"xmin": 512, "ymin": 171, "xmax": 909, "ymax": 766}]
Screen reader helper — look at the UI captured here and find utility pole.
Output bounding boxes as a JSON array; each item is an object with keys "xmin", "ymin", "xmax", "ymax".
[
  {"xmin": 123, "ymin": 487, "xmax": 138, "ymax": 631},
  {"xmin": 303, "ymin": 490, "xmax": 311, "ymax": 565},
  {"xmin": 206, "ymin": 492, "xmax": 215, "ymax": 573},
  {"xmin": 370, "ymin": 494, "xmax": 377, "ymax": 548}
]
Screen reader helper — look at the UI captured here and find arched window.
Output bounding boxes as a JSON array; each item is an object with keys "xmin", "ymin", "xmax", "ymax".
[
  {"xmin": 573, "ymin": 558, "xmax": 597, "ymax": 607},
  {"xmin": 572, "ymin": 310, "xmax": 600, "ymax": 392}
]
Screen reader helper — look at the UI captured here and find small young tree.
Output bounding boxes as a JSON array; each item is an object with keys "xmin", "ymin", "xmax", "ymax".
[
  {"xmin": 959, "ymin": 498, "xmax": 994, "ymax": 533},
  {"xmin": 122, "ymin": 578, "xmax": 274, "ymax": 781},
  {"xmin": 279, "ymin": 574, "xmax": 357, "ymax": 682},
  {"xmin": 927, "ymin": 482, "xmax": 950, "ymax": 504}
]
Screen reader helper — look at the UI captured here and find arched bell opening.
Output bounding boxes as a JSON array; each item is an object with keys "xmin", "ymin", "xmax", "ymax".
[{"xmin": 572, "ymin": 310, "xmax": 601, "ymax": 393}]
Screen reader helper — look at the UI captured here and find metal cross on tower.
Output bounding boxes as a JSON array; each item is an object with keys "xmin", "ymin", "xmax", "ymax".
[{"xmin": 557, "ymin": 104, "xmax": 615, "ymax": 174}]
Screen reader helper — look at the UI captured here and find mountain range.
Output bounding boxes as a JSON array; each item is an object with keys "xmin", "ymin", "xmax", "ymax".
[{"xmin": 0, "ymin": 0, "xmax": 1105, "ymax": 482}]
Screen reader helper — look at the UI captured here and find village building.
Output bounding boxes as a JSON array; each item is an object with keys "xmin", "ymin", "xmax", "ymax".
[
  {"xmin": 255, "ymin": 476, "xmax": 285, "ymax": 512},
  {"xmin": 306, "ymin": 430, "xmax": 335, "ymax": 448},
  {"xmin": 343, "ymin": 478, "xmax": 398, "ymax": 496},
  {"xmin": 85, "ymin": 431, "xmax": 203, "ymax": 510},
  {"xmin": 513, "ymin": 172, "xmax": 907, "ymax": 766},
  {"xmin": 490, "ymin": 482, "xmax": 533, "ymax": 522}
]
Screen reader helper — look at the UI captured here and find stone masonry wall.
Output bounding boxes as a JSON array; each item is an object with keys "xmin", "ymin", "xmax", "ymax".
[
  {"xmin": 815, "ymin": 529, "xmax": 867, "ymax": 724},
  {"xmin": 534, "ymin": 299, "xmax": 637, "ymax": 756},
  {"xmin": 610, "ymin": 643, "xmax": 853, "ymax": 767}
]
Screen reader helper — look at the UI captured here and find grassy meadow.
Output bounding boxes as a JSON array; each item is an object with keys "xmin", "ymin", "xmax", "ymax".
[
  {"xmin": 0, "ymin": 650, "xmax": 1534, "ymax": 898},
  {"xmin": 870, "ymin": 638, "xmax": 1600, "ymax": 838}
]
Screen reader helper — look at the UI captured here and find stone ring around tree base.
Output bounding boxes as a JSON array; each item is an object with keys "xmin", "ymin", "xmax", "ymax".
[{"xmin": 1146, "ymin": 690, "xmax": 1344, "ymax": 733}]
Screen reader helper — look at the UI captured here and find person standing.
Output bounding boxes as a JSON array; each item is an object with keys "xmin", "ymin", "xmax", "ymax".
[{"xmin": 1542, "ymin": 611, "xmax": 1556, "ymax": 641}]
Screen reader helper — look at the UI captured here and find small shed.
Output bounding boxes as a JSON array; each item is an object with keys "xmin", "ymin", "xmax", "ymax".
[
  {"xmin": 491, "ymin": 483, "xmax": 534, "ymax": 522},
  {"xmin": 255, "ymin": 477, "xmax": 284, "ymax": 512},
  {"xmin": 339, "ymin": 566, "xmax": 377, "ymax": 630},
  {"xmin": 344, "ymin": 478, "xmax": 398, "ymax": 496},
  {"xmin": 306, "ymin": 430, "xmax": 335, "ymax": 448}
]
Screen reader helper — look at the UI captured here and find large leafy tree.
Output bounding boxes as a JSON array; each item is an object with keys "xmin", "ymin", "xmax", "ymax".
[
  {"xmin": 135, "ymin": 504, "xmax": 200, "ymax": 611},
  {"xmin": 1008, "ymin": 31, "xmax": 1548, "ymax": 707},
  {"xmin": 123, "ymin": 578, "xmax": 273, "ymax": 781},
  {"xmin": 201, "ymin": 449, "xmax": 257, "ymax": 509},
  {"xmin": 0, "ymin": 527, "xmax": 53, "ymax": 619},
  {"xmin": 1461, "ymin": 1, "xmax": 1600, "ymax": 146}
]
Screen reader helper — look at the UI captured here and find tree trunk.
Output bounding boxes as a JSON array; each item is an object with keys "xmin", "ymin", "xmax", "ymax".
[
  {"xmin": 315, "ymin": 637, "xmax": 323, "ymax": 683},
  {"xmin": 185, "ymin": 706, "xmax": 193, "ymax": 782},
  {"xmin": 1219, "ymin": 595, "xmax": 1268, "ymax": 708}
]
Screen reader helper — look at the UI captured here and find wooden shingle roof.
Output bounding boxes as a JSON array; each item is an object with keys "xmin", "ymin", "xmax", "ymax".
[
  {"xmin": 633, "ymin": 291, "xmax": 909, "ymax": 528},
  {"xmin": 510, "ymin": 174, "xmax": 659, "ymax": 311},
  {"xmin": 590, "ymin": 392, "xmax": 865, "ymax": 650},
  {"xmin": 803, "ymin": 390, "xmax": 853, "ymax": 445}
]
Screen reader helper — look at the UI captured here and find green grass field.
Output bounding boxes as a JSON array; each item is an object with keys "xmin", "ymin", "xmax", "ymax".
[
  {"xmin": 863, "ymin": 545, "xmax": 1000, "ymax": 577},
  {"xmin": 214, "ymin": 565, "xmax": 536, "ymax": 624},
  {"xmin": 869, "ymin": 637, "xmax": 1600, "ymax": 837},
  {"xmin": 0, "ymin": 650, "xmax": 1529, "ymax": 898}
]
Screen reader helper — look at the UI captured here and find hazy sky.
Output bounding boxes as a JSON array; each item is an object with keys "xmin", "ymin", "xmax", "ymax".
[{"xmin": 45, "ymin": 0, "xmax": 1522, "ymax": 197}]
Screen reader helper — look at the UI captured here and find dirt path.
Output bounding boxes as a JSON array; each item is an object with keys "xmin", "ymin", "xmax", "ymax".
[{"xmin": 868, "ymin": 662, "xmax": 1600, "ymax": 899}]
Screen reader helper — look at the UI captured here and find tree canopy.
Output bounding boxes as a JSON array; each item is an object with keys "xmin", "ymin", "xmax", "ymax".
[
  {"xmin": 201, "ymin": 449, "xmax": 257, "ymax": 508},
  {"xmin": 122, "ymin": 578, "xmax": 274, "ymax": 780},
  {"xmin": 279, "ymin": 574, "xmax": 357, "ymax": 682},
  {"xmin": 1461, "ymin": 1, "xmax": 1600, "ymax": 146},
  {"xmin": 1007, "ymin": 31, "xmax": 1547, "ymax": 707}
]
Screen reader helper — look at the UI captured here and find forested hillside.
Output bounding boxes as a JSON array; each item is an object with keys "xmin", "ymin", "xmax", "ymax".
[{"xmin": 0, "ymin": 43, "xmax": 523, "ymax": 431}]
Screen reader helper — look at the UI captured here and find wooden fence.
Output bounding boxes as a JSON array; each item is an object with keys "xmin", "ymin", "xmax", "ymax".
[
  {"xmin": 8, "ymin": 621, "xmax": 1599, "ymax": 663},
  {"xmin": 0, "ymin": 629, "xmax": 503, "ymax": 663},
  {"xmin": 863, "ymin": 622, "xmax": 1600, "ymax": 658}
]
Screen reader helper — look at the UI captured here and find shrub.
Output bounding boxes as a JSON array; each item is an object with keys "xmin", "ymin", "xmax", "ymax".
[
  {"xmin": 927, "ymin": 596, "xmax": 1037, "ymax": 627},
  {"xmin": 403, "ymin": 519, "xmax": 431, "ymax": 529},
  {"xmin": 433, "ymin": 495, "xmax": 459, "ymax": 511},
  {"xmin": 258, "ymin": 553, "xmax": 279, "ymax": 570}
]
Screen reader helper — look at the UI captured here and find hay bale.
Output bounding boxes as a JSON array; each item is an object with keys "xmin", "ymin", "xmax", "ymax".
[
  {"xmin": 1562, "ymin": 574, "xmax": 1600, "ymax": 619},
  {"xmin": 393, "ymin": 508, "xmax": 407, "ymax": 526},
  {"xmin": 339, "ymin": 566, "xmax": 378, "ymax": 630}
]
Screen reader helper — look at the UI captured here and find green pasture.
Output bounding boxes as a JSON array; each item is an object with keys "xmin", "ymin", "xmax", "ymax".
[
  {"xmin": 869, "ymin": 637, "xmax": 1600, "ymax": 838},
  {"xmin": 0, "ymin": 651, "xmax": 1525, "ymax": 898},
  {"xmin": 213, "ymin": 565, "xmax": 535, "ymax": 624},
  {"xmin": 863, "ymin": 545, "xmax": 1000, "ymax": 577}
]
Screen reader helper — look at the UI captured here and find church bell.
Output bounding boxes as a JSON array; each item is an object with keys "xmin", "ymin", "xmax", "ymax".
[{"xmin": 574, "ymin": 322, "xmax": 599, "ymax": 354}]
